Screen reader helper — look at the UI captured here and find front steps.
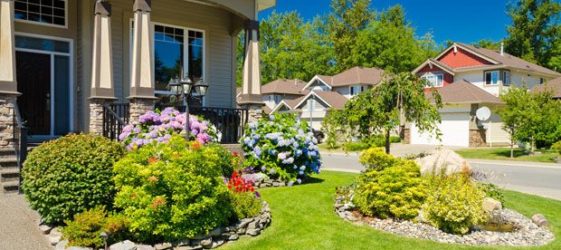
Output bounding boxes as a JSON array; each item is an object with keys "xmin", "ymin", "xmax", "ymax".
[{"xmin": 0, "ymin": 149, "xmax": 20, "ymax": 193}]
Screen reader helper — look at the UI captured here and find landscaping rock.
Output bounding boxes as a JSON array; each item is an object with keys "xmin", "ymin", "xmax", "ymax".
[
  {"xmin": 416, "ymin": 149, "xmax": 471, "ymax": 176},
  {"xmin": 174, "ymin": 246, "xmax": 202, "ymax": 250},
  {"xmin": 199, "ymin": 238, "xmax": 213, "ymax": 249},
  {"xmin": 237, "ymin": 218, "xmax": 253, "ymax": 229},
  {"xmin": 154, "ymin": 242, "xmax": 172, "ymax": 250},
  {"xmin": 209, "ymin": 227, "xmax": 223, "ymax": 237},
  {"xmin": 54, "ymin": 240, "xmax": 68, "ymax": 250},
  {"xmin": 531, "ymin": 214, "xmax": 549, "ymax": 227},
  {"xmin": 136, "ymin": 245, "xmax": 155, "ymax": 250},
  {"xmin": 246, "ymin": 229, "xmax": 260, "ymax": 236},
  {"xmin": 48, "ymin": 227, "xmax": 62, "ymax": 246},
  {"xmin": 110, "ymin": 240, "xmax": 137, "ymax": 250},
  {"xmin": 482, "ymin": 197, "xmax": 503, "ymax": 213},
  {"xmin": 211, "ymin": 240, "xmax": 225, "ymax": 248},
  {"xmin": 67, "ymin": 247, "xmax": 93, "ymax": 250},
  {"xmin": 39, "ymin": 224, "xmax": 53, "ymax": 234},
  {"xmin": 228, "ymin": 234, "xmax": 239, "ymax": 241}
]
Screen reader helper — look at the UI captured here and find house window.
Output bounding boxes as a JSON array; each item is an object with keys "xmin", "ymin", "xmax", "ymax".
[
  {"xmin": 350, "ymin": 85, "xmax": 363, "ymax": 96},
  {"xmin": 422, "ymin": 72, "xmax": 444, "ymax": 87},
  {"xmin": 540, "ymin": 78, "xmax": 545, "ymax": 84},
  {"xmin": 15, "ymin": 0, "xmax": 66, "ymax": 27},
  {"xmin": 132, "ymin": 23, "xmax": 205, "ymax": 94},
  {"xmin": 485, "ymin": 71, "xmax": 500, "ymax": 85},
  {"xmin": 503, "ymin": 71, "xmax": 511, "ymax": 86}
]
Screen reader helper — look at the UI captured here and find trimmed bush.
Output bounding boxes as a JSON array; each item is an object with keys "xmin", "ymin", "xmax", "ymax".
[
  {"xmin": 22, "ymin": 134, "xmax": 125, "ymax": 224},
  {"xmin": 113, "ymin": 135, "xmax": 233, "ymax": 243},
  {"xmin": 62, "ymin": 207, "xmax": 130, "ymax": 248},
  {"xmin": 240, "ymin": 114, "xmax": 321, "ymax": 182},
  {"xmin": 552, "ymin": 141, "xmax": 561, "ymax": 155},
  {"xmin": 353, "ymin": 150, "xmax": 426, "ymax": 220},
  {"xmin": 343, "ymin": 141, "xmax": 370, "ymax": 152},
  {"xmin": 423, "ymin": 174, "xmax": 488, "ymax": 235},
  {"xmin": 478, "ymin": 182, "xmax": 506, "ymax": 205}
]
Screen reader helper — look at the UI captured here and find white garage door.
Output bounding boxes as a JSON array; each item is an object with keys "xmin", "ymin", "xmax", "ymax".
[{"xmin": 411, "ymin": 112, "xmax": 470, "ymax": 147}]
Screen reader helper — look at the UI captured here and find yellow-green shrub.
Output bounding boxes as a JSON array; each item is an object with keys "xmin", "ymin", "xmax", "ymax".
[
  {"xmin": 113, "ymin": 135, "xmax": 233, "ymax": 243},
  {"xmin": 353, "ymin": 151, "xmax": 426, "ymax": 220},
  {"xmin": 230, "ymin": 192, "xmax": 262, "ymax": 220},
  {"xmin": 62, "ymin": 207, "xmax": 129, "ymax": 248},
  {"xmin": 359, "ymin": 147, "xmax": 399, "ymax": 171},
  {"xmin": 423, "ymin": 174, "xmax": 488, "ymax": 235},
  {"xmin": 22, "ymin": 134, "xmax": 125, "ymax": 224}
]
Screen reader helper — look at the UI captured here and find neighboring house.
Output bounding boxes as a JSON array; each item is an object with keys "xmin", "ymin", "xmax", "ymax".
[
  {"xmin": 533, "ymin": 77, "xmax": 561, "ymax": 99},
  {"xmin": 407, "ymin": 42, "xmax": 561, "ymax": 147},
  {"xmin": 267, "ymin": 66, "xmax": 385, "ymax": 130},
  {"xmin": 261, "ymin": 79, "xmax": 308, "ymax": 110}
]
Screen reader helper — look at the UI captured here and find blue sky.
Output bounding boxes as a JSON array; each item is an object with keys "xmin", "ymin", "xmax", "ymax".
[{"xmin": 260, "ymin": 0, "xmax": 513, "ymax": 45}]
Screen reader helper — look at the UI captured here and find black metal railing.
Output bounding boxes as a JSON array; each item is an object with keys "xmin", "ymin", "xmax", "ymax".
[
  {"xmin": 102, "ymin": 103, "xmax": 130, "ymax": 141},
  {"xmin": 102, "ymin": 103, "xmax": 248, "ymax": 144},
  {"xmin": 14, "ymin": 104, "xmax": 28, "ymax": 194}
]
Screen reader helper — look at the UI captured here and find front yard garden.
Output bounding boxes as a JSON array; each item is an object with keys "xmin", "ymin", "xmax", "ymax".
[
  {"xmin": 224, "ymin": 171, "xmax": 561, "ymax": 250},
  {"xmin": 455, "ymin": 148, "xmax": 560, "ymax": 163}
]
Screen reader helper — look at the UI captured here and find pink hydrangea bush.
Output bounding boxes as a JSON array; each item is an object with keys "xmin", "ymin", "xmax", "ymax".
[{"xmin": 119, "ymin": 107, "xmax": 220, "ymax": 150}]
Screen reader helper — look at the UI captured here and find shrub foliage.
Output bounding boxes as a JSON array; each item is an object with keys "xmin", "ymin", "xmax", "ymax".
[
  {"xmin": 423, "ymin": 174, "xmax": 488, "ymax": 235},
  {"xmin": 22, "ymin": 134, "xmax": 125, "ymax": 224},
  {"xmin": 113, "ymin": 136, "xmax": 233, "ymax": 243},
  {"xmin": 353, "ymin": 148, "xmax": 426, "ymax": 219}
]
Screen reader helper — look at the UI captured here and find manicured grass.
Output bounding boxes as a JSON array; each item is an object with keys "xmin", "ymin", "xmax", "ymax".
[
  {"xmin": 224, "ymin": 171, "xmax": 561, "ymax": 250},
  {"xmin": 456, "ymin": 148, "xmax": 559, "ymax": 163}
]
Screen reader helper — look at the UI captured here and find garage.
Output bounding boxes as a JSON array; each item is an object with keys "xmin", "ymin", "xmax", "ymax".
[{"xmin": 410, "ymin": 112, "xmax": 471, "ymax": 147}]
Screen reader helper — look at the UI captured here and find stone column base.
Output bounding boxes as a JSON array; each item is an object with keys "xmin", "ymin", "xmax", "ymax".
[
  {"xmin": 469, "ymin": 129, "xmax": 487, "ymax": 147},
  {"xmin": 89, "ymin": 98, "xmax": 114, "ymax": 135},
  {"xmin": 129, "ymin": 98, "xmax": 156, "ymax": 123},
  {"xmin": 0, "ymin": 93, "xmax": 18, "ymax": 149},
  {"xmin": 401, "ymin": 128, "xmax": 411, "ymax": 144},
  {"xmin": 240, "ymin": 103, "xmax": 265, "ymax": 123}
]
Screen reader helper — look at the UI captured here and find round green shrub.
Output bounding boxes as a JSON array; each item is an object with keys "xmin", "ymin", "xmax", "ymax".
[
  {"xmin": 353, "ymin": 150, "xmax": 426, "ymax": 220},
  {"xmin": 552, "ymin": 141, "xmax": 561, "ymax": 155},
  {"xmin": 22, "ymin": 134, "xmax": 125, "ymax": 225},
  {"xmin": 423, "ymin": 174, "xmax": 488, "ymax": 235},
  {"xmin": 62, "ymin": 207, "xmax": 107, "ymax": 248},
  {"xmin": 230, "ymin": 192, "xmax": 262, "ymax": 220},
  {"xmin": 113, "ymin": 135, "xmax": 233, "ymax": 243}
]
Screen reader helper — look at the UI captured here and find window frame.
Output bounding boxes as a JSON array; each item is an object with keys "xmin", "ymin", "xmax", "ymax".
[
  {"xmin": 349, "ymin": 85, "xmax": 363, "ymax": 96},
  {"xmin": 14, "ymin": 0, "xmax": 68, "ymax": 29},
  {"xmin": 485, "ymin": 70, "xmax": 500, "ymax": 85},
  {"xmin": 502, "ymin": 71, "xmax": 511, "ymax": 86},
  {"xmin": 421, "ymin": 72, "xmax": 444, "ymax": 88},
  {"xmin": 129, "ymin": 20, "xmax": 206, "ymax": 98}
]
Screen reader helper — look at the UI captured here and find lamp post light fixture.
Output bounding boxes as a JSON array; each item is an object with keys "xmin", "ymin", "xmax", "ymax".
[{"xmin": 168, "ymin": 72, "xmax": 209, "ymax": 140}]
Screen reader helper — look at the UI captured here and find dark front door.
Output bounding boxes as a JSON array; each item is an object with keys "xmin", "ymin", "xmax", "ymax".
[{"xmin": 16, "ymin": 51, "xmax": 51, "ymax": 136}]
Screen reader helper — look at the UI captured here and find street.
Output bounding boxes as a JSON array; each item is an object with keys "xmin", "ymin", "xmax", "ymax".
[{"xmin": 320, "ymin": 151, "xmax": 561, "ymax": 201}]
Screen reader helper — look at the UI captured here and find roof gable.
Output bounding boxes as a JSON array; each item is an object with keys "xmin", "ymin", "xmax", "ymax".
[{"xmin": 437, "ymin": 46, "xmax": 495, "ymax": 68}]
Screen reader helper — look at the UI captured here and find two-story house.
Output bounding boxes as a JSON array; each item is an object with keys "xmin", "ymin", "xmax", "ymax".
[
  {"xmin": 407, "ymin": 42, "xmax": 561, "ymax": 147},
  {"xmin": 265, "ymin": 66, "xmax": 385, "ymax": 129}
]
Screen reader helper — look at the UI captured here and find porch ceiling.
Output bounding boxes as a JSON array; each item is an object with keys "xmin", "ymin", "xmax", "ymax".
[{"xmin": 184, "ymin": 0, "xmax": 276, "ymax": 20}]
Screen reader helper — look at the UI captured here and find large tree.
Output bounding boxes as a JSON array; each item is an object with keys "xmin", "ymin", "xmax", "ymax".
[
  {"xmin": 504, "ymin": 0, "xmax": 561, "ymax": 68},
  {"xmin": 328, "ymin": 0, "xmax": 374, "ymax": 71},
  {"xmin": 350, "ymin": 5, "xmax": 439, "ymax": 73},
  {"xmin": 343, "ymin": 73, "xmax": 442, "ymax": 153}
]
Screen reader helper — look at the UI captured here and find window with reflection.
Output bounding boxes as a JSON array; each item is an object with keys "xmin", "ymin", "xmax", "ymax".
[{"xmin": 15, "ymin": 0, "xmax": 66, "ymax": 26}]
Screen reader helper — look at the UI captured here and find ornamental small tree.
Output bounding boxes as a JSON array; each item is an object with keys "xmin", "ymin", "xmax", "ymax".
[{"xmin": 343, "ymin": 72, "xmax": 442, "ymax": 153}]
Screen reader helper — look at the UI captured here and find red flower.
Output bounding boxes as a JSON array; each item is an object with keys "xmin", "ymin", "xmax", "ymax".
[{"xmin": 227, "ymin": 171, "xmax": 255, "ymax": 193}]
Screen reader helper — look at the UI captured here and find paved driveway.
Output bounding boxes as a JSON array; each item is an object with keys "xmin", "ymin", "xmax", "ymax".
[
  {"xmin": 321, "ymin": 144, "xmax": 561, "ymax": 201},
  {"xmin": 0, "ymin": 194, "xmax": 51, "ymax": 250}
]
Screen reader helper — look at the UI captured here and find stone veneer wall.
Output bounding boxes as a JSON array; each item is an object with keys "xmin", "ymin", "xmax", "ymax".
[
  {"xmin": 88, "ymin": 99, "xmax": 107, "ymax": 135},
  {"xmin": 469, "ymin": 129, "xmax": 487, "ymax": 147},
  {"xmin": 402, "ymin": 128, "xmax": 411, "ymax": 144},
  {"xmin": 0, "ymin": 94, "xmax": 17, "ymax": 149},
  {"xmin": 129, "ymin": 98, "xmax": 155, "ymax": 123},
  {"xmin": 241, "ymin": 104, "xmax": 264, "ymax": 123}
]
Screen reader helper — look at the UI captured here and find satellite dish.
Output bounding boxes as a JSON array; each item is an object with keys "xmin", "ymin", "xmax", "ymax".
[{"xmin": 476, "ymin": 106, "xmax": 491, "ymax": 121}]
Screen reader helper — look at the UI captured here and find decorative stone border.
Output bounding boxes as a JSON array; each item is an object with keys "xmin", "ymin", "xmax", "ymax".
[
  {"xmin": 334, "ymin": 196, "xmax": 554, "ymax": 247},
  {"xmin": 44, "ymin": 202, "xmax": 272, "ymax": 250}
]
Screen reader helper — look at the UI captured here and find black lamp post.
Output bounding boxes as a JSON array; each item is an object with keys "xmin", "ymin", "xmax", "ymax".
[{"xmin": 168, "ymin": 72, "xmax": 209, "ymax": 140}]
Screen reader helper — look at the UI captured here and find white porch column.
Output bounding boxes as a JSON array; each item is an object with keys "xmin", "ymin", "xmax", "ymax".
[
  {"xmin": 128, "ymin": 0, "xmax": 156, "ymax": 122},
  {"xmin": 0, "ymin": 0, "xmax": 19, "ymax": 148},
  {"xmin": 239, "ymin": 20, "xmax": 264, "ymax": 121},
  {"xmin": 89, "ymin": 0, "xmax": 116, "ymax": 134}
]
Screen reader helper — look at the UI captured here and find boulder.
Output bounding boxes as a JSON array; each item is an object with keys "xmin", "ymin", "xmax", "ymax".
[
  {"xmin": 136, "ymin": 245, "xmax": 155, "ymax": 250},
  {"xmin": 199, "ymin": 238, "xmax": 213, "ymax": 249},
  {"xmin": 48, "ymin": 228, "xmax": 62, "ymax": 246},
  {"xmin": 110, "ymin": 240, "xmax": 137, "ymax": 250},
  {"xmin": 39, "ymin": 224, "xmax": 53, "ymax": 234},
  {"xmin": 55, "ymin": 240, "xmax": 68, "ymax": 250},
  {"xmin": 228, "ymin": 234, "xmax": 239, "ymax": 241},
  {"xmin": 154, "ymin": 242, "xmax": 172, "ymax": 250},
  {"xmin": 531, "ymin": 214, "xmax": 549, "ymax": 227},
  {"xmin": 415, "ymin": 149, "xmax": 471, "ymax": 176},
  {"xmin": 482, "ymin": 197, "xmax": 503, "ymax": 213}
]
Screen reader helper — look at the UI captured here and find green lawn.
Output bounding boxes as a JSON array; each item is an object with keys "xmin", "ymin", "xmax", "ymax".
[
  {"xmin": 455, "ymin": 148, "xmax": 559, "ymax": 163},
  {"xmin": 224, "ymin": 171, "xmax": 561, "ymax": 250}
]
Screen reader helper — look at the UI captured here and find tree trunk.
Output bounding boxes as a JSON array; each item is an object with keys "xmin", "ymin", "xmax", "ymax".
[
  {"xmin": 385, "ymin": 129, "xmax": 391, "ymax": 154},
  {"xmin": 510, "ymin": 139, "xmax": 514, "ymax": 158}
]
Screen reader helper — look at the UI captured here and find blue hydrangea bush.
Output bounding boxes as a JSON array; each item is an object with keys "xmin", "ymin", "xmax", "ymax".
[
  {"xmin": 240, "ymin": 114, "xmax": 321, "ymax": 183},
  {"xmin": 119, "ymin": 107, "xmax": 220, "ymax": 150}
]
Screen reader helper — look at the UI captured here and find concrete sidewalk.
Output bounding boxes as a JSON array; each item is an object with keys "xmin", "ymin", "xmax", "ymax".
[{"xmin": 0, "ymin": 194, "xmax": 51, "ymax": 250}]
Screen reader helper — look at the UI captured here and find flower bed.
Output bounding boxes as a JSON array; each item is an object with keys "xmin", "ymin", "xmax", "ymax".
[
  {"xmin": 240, "ymin": 114, "xmax": 321, "ymax": 184},
  {"xmin": 334, "ymin": 196, "xmax": 554, "ymax": 246}
]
